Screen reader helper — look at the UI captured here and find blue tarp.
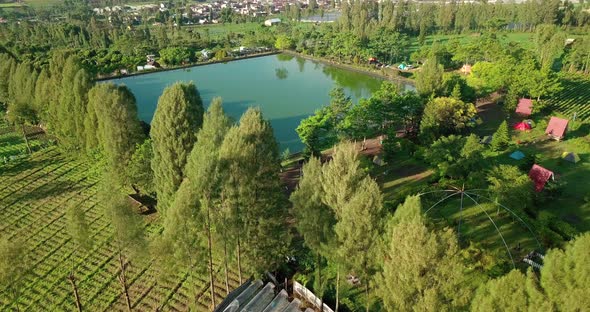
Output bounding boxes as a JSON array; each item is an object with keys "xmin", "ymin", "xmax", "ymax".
[{"xmin": 510, "ymin": 150, "xmax": 525, "ymax": 160}]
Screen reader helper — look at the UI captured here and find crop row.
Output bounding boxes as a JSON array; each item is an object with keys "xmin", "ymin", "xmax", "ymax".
[{"xmin": 0, "ymin": 148, "xmax": 243, "ymax": 311}]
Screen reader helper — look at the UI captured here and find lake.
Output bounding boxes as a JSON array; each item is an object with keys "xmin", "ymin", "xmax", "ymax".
[{"xmin": 109, "ymin": 54, "xmax": 413, "ymax": 152}]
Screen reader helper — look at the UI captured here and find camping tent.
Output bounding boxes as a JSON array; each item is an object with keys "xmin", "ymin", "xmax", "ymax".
[
  {"xmin": 545, "ymin": 117, "xmax": 569, "ymax": 140},
  {"xmin": 515, "ymin": 98, "xmax": 533, "ymax": 116},
  {"xmin": 373, "ymin": 155, "xmax": 385, "ymax": 166},
  {"xmin": 528, "ymin": 164, "xmax": 554, "ymax": 192},
  {"xmin": 510, "ymin": 150, "xmax": 525, "ymax": 160},
  {"xmin": 561, "ymin": 152, "xmax": 580, "ymax": 163},
  {"xmin": 514, "ymin": 122, "xmax": 532, "ymax": 131},
  {"xmin": 480, "ymin": 135, "xmax": 493, "ymax": 145}
]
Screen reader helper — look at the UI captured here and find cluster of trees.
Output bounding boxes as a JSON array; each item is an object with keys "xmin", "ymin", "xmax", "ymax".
[
  {"xmin": 297, "ymin": 83, "xmax": 424, "ymax": 155},
  {"xmin": 291, "ymin": 140, "xmax": 590, "ymax": 311},
  {"xmin": 1, "ymin": 49, "xmax": 291, "ymax": 310}
]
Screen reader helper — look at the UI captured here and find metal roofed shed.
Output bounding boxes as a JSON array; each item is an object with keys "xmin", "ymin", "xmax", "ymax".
[{"xmin": 215, "ymin": 279, "xmax": 333, "ymax": 312}]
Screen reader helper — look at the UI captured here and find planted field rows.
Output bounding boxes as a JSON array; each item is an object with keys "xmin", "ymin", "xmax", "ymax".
[
  {"xmin": 548, "ymin": 79, "xmax": 590, "ymax": 122},
  {"xmin": 0, "ymin": 149, "xmax": 241, "ymax": 311}
]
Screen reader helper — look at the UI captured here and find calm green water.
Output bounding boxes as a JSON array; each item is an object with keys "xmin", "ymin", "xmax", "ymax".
[{"xmin": 110, "ymin": 54, "xmax": 413, "ymax": 151}]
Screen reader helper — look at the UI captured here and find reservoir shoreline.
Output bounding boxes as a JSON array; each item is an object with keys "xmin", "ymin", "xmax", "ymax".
[
  {"xmin": 98, "ymin": 51, "xmax": 415, "ymax": 87},
  {"xmin": 96, "ymin": 51, "xmax": 280, "ymax": 82}
]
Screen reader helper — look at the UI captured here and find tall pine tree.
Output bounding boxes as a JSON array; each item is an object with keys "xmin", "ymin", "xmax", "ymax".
[
  {"xmin": 491, "ymin": 120, "xmax": 510, "ymax": 151},
  {"xmin": 219, "ymin": 108, "xmax": 290, "ymax": 278},
  {"xmin": 151, "ymin": 82, "xmax": 204, "ymax": 214},
  {"xmin": 290, "ymin": 157, "xmax": 336, "ymax": 307}
]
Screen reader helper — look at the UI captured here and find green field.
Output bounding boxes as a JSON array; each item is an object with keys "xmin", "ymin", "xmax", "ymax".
[{"xmin": 0, "ymin": 137, "xmax": 241, "ymax": 310}]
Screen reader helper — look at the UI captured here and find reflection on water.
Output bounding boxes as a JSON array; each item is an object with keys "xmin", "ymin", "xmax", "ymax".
[
  {"xmin": 275, "ymin": 67, "xmax": 288, "ymax": 80},
  {"xmin": 109, "ymin": 54, "xmax": 413, "ymax": 151}
]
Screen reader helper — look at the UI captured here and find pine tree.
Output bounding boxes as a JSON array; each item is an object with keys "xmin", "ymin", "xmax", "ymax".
[
  {"xmin": 57, "ymin": 56, "xmax": 92, "ymax": 150},
  {"xmin": 377, "ymin": 196, "xmax": 473, "ymax": 311},
  {"xmin": 102, "ymin": 187, "xmax": 147, "ymax": 312},
  {"xmin": 541, "ymin": 232, "xmax": 590, "ymax": 310},
  {"xmin": 491, "ymin": 120, "xmax": 510, "ymax": 151},
  {"xmin": 319, "ymin": 142, "xmax": 368, "ymax": 311},
  {"xmin": 471, "ymin": 269, "xmax": 554, "ymax": 311},
  {"xmin": 34, "ymin": 69, "xmax": 52, "ymax": 123},
  {"xmin": 0, "ymin": 238, "xmax": 28, "ymax": 311},
  {"xmin": 87, "ymin": 84, "xmax": 144, "ymax": 186},
  {"xmin": 0, "ymin": 53, "xmax": 16, "ymax": 105},
  {"xmin": 321, "ymin": 142, "xmax": 367, "ymax": 216},
  {"xmin": 157, "ymin": 181, "xmax": 208, "ymax": 307},
  {"xmin": 7, "ymin": 61, "xmax": 38, "ymax": 154},
  {"xmin": 128, "ymin": 139, "xmax": 155, "ymax": 196},
  {"xmin": 290, "ymin": 157, "xmax": 336, "ymax": 307},
  {"xmin": 219, "ymin": 108, "xmax": 290, "ymax": 278},
  {"xmin": 151, "ymin": 82, "xmax": 204, "ymax": 214},
  {"xmin": 183, "ymin": 97, "xmax": 231, "ymax": 307},
  {"xmin": 65, "ymin": 202, "xmax": 92, "ymax": 312},
  {"xmin": 415, "ymin": 53, "xmax": 444, "ymax": 97},
  {"xmin": 335, "ymin": 177, "xmax": 383, "ymax": 312}
]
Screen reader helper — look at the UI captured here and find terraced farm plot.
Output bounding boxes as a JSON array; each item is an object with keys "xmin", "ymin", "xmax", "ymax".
[
  {"xmin": 548, "ymin": 78, "xmax": 590, "ymax": 121},
  {"xmin": 0, "ymin": 147, "xmax": 241, "ymax": 311}
]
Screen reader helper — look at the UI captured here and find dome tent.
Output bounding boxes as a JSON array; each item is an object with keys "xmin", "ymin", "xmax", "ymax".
[{"xmin": 561, "ymin": 152, "xmax": 580, "ymax": 163}]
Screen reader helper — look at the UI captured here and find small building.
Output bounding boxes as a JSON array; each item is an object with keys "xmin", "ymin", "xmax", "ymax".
[
  {"xmin": 461, "ymin": 64, "xmax": 472, "ymax": 75},
  {"xmin": 545, "ymin": 117, "xmax": 569, "ymax": 140},
  {"xmin": 515, "ymin": 98, "xmax": 533, "ymax": 116},
  {"xmin": 264, "ymin": 18, "xmax": 281, "ymax": 26},
  {"xmin": 528, "ymin": 164, "xmax": 554, "ymax": 192}
]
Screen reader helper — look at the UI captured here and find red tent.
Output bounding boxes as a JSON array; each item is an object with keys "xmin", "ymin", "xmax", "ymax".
[
  {"xmin": 514, "ymin": 122, "xmax": 532, "ymax": 131},
  {"xmin": 515, "ymin": 98, "xmax": 533, "ymax": 116},
  {"xmin": 545, "ymin": 117, "xmax": 569, "ymax": 140},
  {"xmin": 528, "ymin": 164, "xmax": 554, "ymax": 192}
]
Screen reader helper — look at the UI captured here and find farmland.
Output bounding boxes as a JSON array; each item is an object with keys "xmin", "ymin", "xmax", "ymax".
[
  {"xmin": 548, "ymin": 77, "xmax": 590, "ymax": 122},
  {"xmin": 0, "ymin": 136, "xmax": 241, "ymax": 310}
]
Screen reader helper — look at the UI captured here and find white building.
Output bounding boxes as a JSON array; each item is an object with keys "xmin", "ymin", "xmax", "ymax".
[{"xmin": 264, "ymin": 18, "xmax": 281, "ymax": 26}]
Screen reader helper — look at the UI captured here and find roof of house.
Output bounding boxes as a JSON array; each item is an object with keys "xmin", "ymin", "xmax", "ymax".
[
  {"xmin": 528, "ymin": 164, "xmax": 554, "ymax": 192},
  {"xmin": 545, "ymin": 117, "xmax": 569, "ymax": 138},
  {"xmin": 515, "ymin": 98, "xmax": 533, "ymax": 116}
]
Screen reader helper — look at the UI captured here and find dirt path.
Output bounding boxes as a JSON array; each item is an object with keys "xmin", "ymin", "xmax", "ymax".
[{"xmin": 280, "ymin": 138, "xmax": 384, "ymax": 193}]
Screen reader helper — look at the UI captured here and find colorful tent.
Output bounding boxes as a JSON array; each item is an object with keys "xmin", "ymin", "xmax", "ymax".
[
  {"xmin": 545, "ymin": 117, "xmax": 569, "ymax": 140},
  {"xmin": 515, "ymin": 98, "xmax": 533, "ymax": 116},
  {"xmin": 514, "ymin": 122, "xmax": 532, "ymax": 131},
  {"xmin": 510, "ymin": 150, "xmax": 525, "ymax": 160},
  {"xmin": 528, "ymin": 164, "xmax": 554, "ymax": 192},
  {"xmin": 561, "ymin": 152, "xmax": 580, "ymax": 163}
]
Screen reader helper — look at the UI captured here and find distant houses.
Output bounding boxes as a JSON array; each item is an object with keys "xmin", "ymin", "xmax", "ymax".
[{"xmin": 545, "ymin": 117, "xmax": 569, "ymax": 141}]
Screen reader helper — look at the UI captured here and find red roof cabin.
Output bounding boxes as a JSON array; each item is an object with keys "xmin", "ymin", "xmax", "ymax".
[
  {"xmin": 515, "ymin": 98, "xmax": 533, "ymax": 116},
  {"xmin": 545, "ymin": 117, "xmax": 569, "ymax": 140},
  {"xmin": 528, "ymin": 164, "xmax": 554, "ymax": 192}
]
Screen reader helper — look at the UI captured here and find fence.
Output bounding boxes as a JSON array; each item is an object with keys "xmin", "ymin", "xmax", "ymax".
[{"xmin": 293, "ymin": 281, "xmax": 334, "ymax": 312}]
